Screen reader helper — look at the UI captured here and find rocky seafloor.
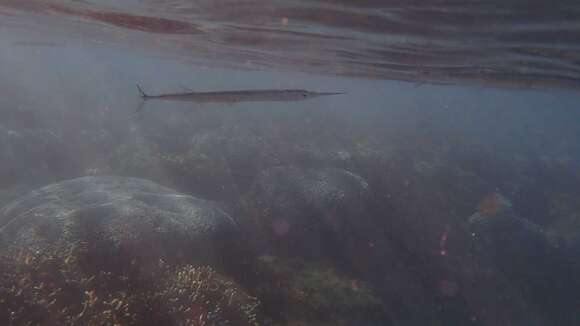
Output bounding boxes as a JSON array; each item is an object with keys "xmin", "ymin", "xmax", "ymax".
[{"xmin": 0, "ymin": 102, "xmax": 579, "ymax": 325}]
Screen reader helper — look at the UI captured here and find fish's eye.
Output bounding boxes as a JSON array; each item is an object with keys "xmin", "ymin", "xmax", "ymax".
[{"xmin": 302, "ymin": 93, "xmax": 307, "ymax": 97}]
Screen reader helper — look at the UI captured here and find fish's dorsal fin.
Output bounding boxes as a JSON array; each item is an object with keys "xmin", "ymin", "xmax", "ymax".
[{"xmin": 179, "ymin": 84, "xmax": 195, "ymax": 92}]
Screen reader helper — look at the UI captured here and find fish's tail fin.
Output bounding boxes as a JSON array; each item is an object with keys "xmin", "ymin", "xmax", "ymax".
[
  {"xmin": 136, "ymin": 84, "xmax": 150, "ymax": 98},
  {"xmin": 136, "ymin": 84, "xmax": 150, "ymax": 112},
  {"xmin": 136, "ymin": 100, "xmax": 146, "ymax": 112}
]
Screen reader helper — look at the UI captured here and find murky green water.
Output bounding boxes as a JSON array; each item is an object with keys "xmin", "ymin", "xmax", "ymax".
[{"xmin": 1, "ymin": 1, "xmax": 579, "ymax": 325}]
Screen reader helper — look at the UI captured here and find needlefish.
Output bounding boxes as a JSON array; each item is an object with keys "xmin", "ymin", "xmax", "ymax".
[{"xmin": 136, "ymin": 85, "xmax": 344, "ymax": 111}]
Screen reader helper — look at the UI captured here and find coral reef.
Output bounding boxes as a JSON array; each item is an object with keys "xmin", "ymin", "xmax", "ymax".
[
  {"xmin": 255, "ymin": 255, "xmax": 385, "ymax": 325},
  {"xmin": 108, "ymin": 136, "xmax": 163, "ymax": 177},
  {"xmin": 0, "ymin": 243, "xmax": 139, "ymax": 325},
  {"xmin": 0, "ymin": 242, "xmax": 261, "ymax": 326},
  {"xmin": 158, "ymin": 265, "xmax": 260, "ymax": 326},
  {"xmin": 546, "ymin": 192, "xmax": 580, "ymax": 242}
]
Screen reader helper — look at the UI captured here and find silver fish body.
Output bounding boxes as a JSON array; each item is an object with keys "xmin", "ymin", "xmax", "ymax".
[{"xmin": 137, "ymin": 85, "xmax": 343, "ymax": 105}]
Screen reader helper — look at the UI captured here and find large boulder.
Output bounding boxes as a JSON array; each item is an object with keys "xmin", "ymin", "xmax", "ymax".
[
  {"xmin": 245, "ymin": 167, "xmax": 387, "ymax": 270},
  {"xmin": 468, "ymin": 193, "xmax": 580, "ymax": 325},
  {"xmin": 244, "ymin": 166, "xmax": 432, "ymax": 323},
  {"xmin": 0, "ymin": 176, "xmax": 240, "ymax": 270},
  {"xmin": 468, "ymin": 193, "xmax": 567, "ymax": 269}
]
